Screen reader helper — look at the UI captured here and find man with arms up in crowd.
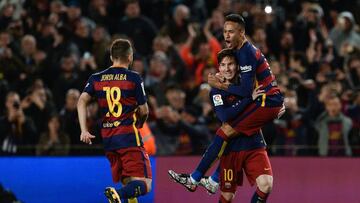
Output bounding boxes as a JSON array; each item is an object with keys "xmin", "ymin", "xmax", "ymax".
[
  {"xmin": 77, "ymin": 39, "xmax": 151, "ymax": 203},
  {"xmin": 169, "ymin": 14, "xmax": 284, "ymax": 202}
]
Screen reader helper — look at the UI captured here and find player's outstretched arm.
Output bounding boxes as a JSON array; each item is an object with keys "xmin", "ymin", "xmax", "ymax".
[{"xmin": 77, "ymin": 92, "xmax": 95, "ymax": 144}]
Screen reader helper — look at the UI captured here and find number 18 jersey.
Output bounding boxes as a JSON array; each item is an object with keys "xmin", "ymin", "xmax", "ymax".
[{"xmin": 83, "ymin": 67, "xmax": 147, "ymax": 151}]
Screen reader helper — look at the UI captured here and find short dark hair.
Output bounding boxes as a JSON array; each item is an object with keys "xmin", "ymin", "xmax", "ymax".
[
  {"xmin": 110, "ymin": 39, "xmax": 133, "ymax": 61},
  {"xmin": 217, "ymin": 48, "xmax": 236, "ymax": 63},
  {"xmin": 225, "ymin": 14, "xmax": 245, "ymax": 29},
  {"xmin": 125, "ymin": 0, "xmax": 138, "ymax": 6}
]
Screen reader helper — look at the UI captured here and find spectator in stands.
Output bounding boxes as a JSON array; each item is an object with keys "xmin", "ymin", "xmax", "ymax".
[
  {"xmin": 179, "ymin": 106, "xmax": 212, "ymax": 155},
  {"xmin": 72, "ymin": 18, "xmax": 93, "ymax": 54},
  {"xmin": 0, "ymin": 31, "xmax": 24, "ymax": 87},
  {"xmin": 0, "ymin": 91, "xmax": 37, "ymax": 155},
  {"xmin": 52, "ymin": 54, "xmax": 82, "ymax": 109},
  {"xmin": 345, "ymin": 52, "xmax": 360, "ymax": 89},
  {"xmin": 139, "ymin": 122, "xmax": 156, "ymax": 156},
  {"xmin": 16, "ymin": 34, "xmax": 47, "ymax": 93},
  {"xmin": 160, "ymin": 4, "xmax": 190, "ymax": 46},
  {"xmin": 59, "ymin": 89, "xmax": 81, "ymax": 154},
  {"xmin": 91, "ymin": 25, "xmax": 110, "ymax": 69},
  {"xmin": 36, "ymin": 114, "xmax": 70, "ymax": 156},
  {"xmin": 117, "ymin": 0, "xmax": 157, "ymax": 56},
  {"xmin": 44, "ymin": 27, "xmax": 80, "ymax": 88},
  {"xmin": 64, "ymin": 0, "xmax": 95, "ymax": 32},
  {"xmin": 87, "ymin": 0, "xmax": 111, "ymax": 29},
  {"xmin": 150, "ymin": 85, "xmax": 186, "ymax": 155},
  {"xmin": 273, "ymin": 91, "xmax": 308, "ymax": 156},
  {"xmin": 209, "ymin": 9, "xmax": 224, "ymax": 42},
  {"xmin": 152, "ymin": 35, "xmax": 186, "ymax": 83},
  {"xmin": 145, "ymin": 52, "xmax": 171, "ymax": 106},
  {"xmin": 0, "ymin": 3, "xmax": 15, "ymax": 30},
  {"xmin": 293, "ymin": 2, "xmax": 324, "ymax": 52},
  {"xmin": 179, "ymin": 19, "xmax": 221, "ymax": 83},
  {"xmin": 22, "ymin": 79, "xmax": 56, "ymax": 133},
  {"xmin": 315, "ymin": 94, "xmax": 353, "ymax": 156},
  {"xmin": 252, "ymin": 27, "xmax": 269, "ymax": 56},
  {"xmin": 329, "ymin": 11, "xmax": 360, "ymax": 56},
  {"xmin": 131, "ymin": 53, "xmax": 147, "ymax": 78},
  {"xmin": 346, "ymin": 91, "xmax": 360, "ymax": 156}
]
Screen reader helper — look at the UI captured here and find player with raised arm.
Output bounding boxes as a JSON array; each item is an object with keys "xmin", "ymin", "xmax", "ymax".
[
  {"xmin": 169, "ymin": 14, "xmax": 284, "ymax": 202},
  {"xmin": 77, "ymin": 39, "xmax": 151, "ymax": 203}
]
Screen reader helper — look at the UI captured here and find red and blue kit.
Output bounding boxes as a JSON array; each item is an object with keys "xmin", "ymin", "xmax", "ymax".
[
  {"xmin": 84, "ymin": 67, "xmax": 147, "ymax": 150},
  {"xmin": 210, "ymin": 88, "xmax": 268, "ymax": 150},
  {"xmin": 219, "ymin": 41, "xmax": 284, "ymax": 136},
  {"xmin": 83, "ymin": 67, "xmax": 151, "ymax": 182},
  {"xmin": 210, "ymin": 87, "xmax": 272, "ymax": 193},
  {"xmin": 229, "ymin": 41, "xmax": 281, "ymax": 99},
  {"xmin": 220, "ymin": 146, "xmax": 272, "ymax": 193}
]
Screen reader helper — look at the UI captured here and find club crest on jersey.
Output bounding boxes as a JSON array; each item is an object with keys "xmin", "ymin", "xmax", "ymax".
[
  {"xmin": 240, "ymin": 65, "xmax": 252, "ymax": 73},
  {"xmin": 213, "ymin": 94, "xmax": 223, "ymax": 106},
  {"xmin": 225, "ymin": 182, "xmax": 232, "ymax": 189}
]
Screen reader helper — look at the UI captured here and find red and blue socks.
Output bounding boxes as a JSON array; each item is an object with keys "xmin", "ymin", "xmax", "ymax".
[
  {"xmin": 117, "ymin": 180, "xmax": 147, "ymax": 201},
  {"xmin": 251, "ymin": 187, "xmax": 269, "ymax": 203}
]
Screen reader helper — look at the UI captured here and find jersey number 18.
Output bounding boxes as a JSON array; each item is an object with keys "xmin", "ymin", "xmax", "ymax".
[{"xmin": 103, "ymin": 86, "xmax": 122, "ymax": 117}]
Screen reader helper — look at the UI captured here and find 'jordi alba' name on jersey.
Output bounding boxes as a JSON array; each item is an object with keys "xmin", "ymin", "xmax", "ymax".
[{"xmin": 83, "ymin": 67, "xmax": 147, "ymax": 151}]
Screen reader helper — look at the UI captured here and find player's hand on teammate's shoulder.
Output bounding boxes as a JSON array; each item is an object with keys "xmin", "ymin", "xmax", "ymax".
[{"xmin": 80, "ymin": 131, "xmax": 96, "ymax": 145}]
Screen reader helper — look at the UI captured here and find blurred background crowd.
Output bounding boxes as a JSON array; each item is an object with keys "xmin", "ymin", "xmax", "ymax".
[{"xmin": 0, "ymin": 0, "xmax": 359, "ymax": 157}]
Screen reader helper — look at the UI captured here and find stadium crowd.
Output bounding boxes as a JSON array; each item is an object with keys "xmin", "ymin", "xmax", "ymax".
[{"xmin": 0, "ymin": 0, "xmax": 359, "ymax": 156}]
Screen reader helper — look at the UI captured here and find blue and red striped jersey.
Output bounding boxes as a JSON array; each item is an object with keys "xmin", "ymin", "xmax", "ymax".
[
  {"xmin": 209, "ymin": 88, "xmax": 266, "ymax": 151},
  {"xmin": 83, "ymin": 67, "xmax": 147, "ymax": 151},
  {"xmin": 227, "ymin": 41, "xmax": 282, "ymax": 107}
]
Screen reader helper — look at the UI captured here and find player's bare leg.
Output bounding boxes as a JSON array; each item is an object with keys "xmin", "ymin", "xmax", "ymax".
[
  {"xmin": 168, "ymin": 170, "xmax": 197, "ymax": 192},
  {"xmin": 219, "ymin": 192, "xmax": 235, "ymax": 203}
]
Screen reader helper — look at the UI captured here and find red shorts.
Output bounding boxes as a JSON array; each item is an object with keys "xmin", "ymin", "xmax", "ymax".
[
  {"xmin": 220, "ymin": 148, "xmax": 272, "ymax": 193},
  {"xmin": 105, "ymin": 146, "xmax": 152, "ymax": 183},
  {"xmin": 229, "ymin": 103, "xmax": 282, "ymax": 136}
]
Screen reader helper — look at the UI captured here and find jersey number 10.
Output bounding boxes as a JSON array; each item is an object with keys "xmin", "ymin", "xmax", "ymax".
[{"xmin": 103, "ymin": 86, "xmax": 122, "ymax": 117}]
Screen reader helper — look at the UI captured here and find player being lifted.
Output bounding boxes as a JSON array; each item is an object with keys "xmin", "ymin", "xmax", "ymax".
[
  {"xmin": 169, "ymin": 14, "xmax": 284, "ymax": 202},
  {"xmin": 77, "ymin": 39, "xmax": 151, "ymax": 203}
]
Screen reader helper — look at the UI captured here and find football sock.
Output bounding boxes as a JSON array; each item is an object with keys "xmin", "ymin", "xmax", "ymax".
[
  {"xmin": 121, "ymin": 198, "xmax": 138, "ymax": 203},
  {"xmin": 219, "ymin": 194, "xmax": 232, "ymax": 203},
  {"xmin": 191, "ymin": 134, "xmax": 227, "ymax": 182},
  {"xmin": 117, "ymin": 180, "xmax": 147, "ymax": 199},
  {"xmin": 251, "ymin": 187, "xmax": 269, "ymax": 203},
  {"xmin": 210, "ymin": 166, "xmax": 220, "ymax": 183}
]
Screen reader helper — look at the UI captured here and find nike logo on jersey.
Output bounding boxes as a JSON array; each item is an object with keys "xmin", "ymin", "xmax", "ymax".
[{"xmin": 240, "ymin": 65, "xmax": 252, "ymax": 73}]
